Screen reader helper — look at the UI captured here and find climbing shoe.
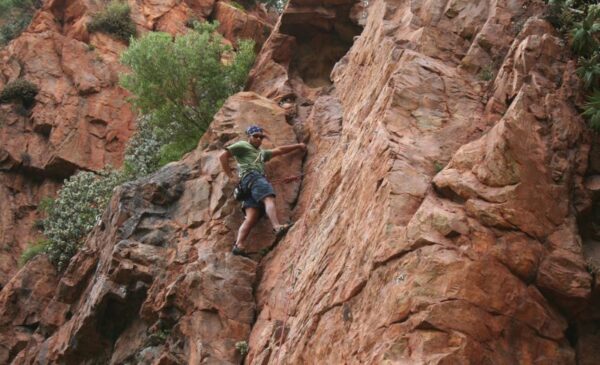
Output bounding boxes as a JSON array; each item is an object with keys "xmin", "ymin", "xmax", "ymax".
[
  {"xmin": 274, "ymin": 222, "xmax": 293, "ymax": 238},
  {"xmin": 232, "ymin": 245, "xmax": 250, "ymax": 258}
]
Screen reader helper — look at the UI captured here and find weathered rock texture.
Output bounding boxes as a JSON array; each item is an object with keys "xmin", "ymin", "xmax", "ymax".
[
  {"xmin": 245, "ymin": 0, "xmax": 598, "ymax": 363},
  {"xmin": 1, "ymin": 92, "xmax": 302, "ymax": 364},
  {"xmin": 0, "ymin": 0, "xmax": 274, "ymax": 286},
  {"xmin": 1, "ymin": 0, "xmax": 600, "ymax": 363}
]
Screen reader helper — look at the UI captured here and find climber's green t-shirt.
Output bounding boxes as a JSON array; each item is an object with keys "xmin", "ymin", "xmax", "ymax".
[{"xmin": 226, "ymin": 141, "xmax": 273, "ymax": 178}]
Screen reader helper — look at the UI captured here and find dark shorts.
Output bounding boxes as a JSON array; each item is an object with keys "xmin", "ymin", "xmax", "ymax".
[{"xmin": 240, "ymin": 172, "xmax": 276, "ymax": 211}]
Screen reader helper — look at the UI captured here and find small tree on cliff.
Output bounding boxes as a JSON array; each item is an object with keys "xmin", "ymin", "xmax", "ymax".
[{"xmin": 120, "ymin": 21, "xmax": 255, "ymax": 164}]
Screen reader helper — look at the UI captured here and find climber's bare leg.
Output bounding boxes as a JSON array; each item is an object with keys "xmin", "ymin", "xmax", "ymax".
[{"xmin": 235, "ymin": 207, "xmax": 260, "ymax": 249}]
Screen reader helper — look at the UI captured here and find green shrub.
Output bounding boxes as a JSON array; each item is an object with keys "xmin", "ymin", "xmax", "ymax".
[
  {"xmin": 0, "ymin": 14, "xmax": 32, "ymax": 45},
  {"xmin": 572, "ymin": 4, "xmax": 600, "ymax": 57},
  {"xmin": 42, "ymin": 169, "xmax": 127, "ymax": 270},
  {"xmin": 19, "ymin": 239, "xmax": 49, "ymax": 266},
  {"xmin": 577, "ymin": 53, "xmax": 600, "ymax": 90},
  {"xmin": 123, "ymin": 117, "xmax": 164, "ymax": 178},
  {"xmin": 545, "ymin": 0, "xmax": 576, "ymax": 32},
  {"xmin": 0, "ymin": 0, "xmax": 39, "ymax": 45},
  {"xmin": 37, "ymin": 119, "xmax": 170, "ymax": 270},
  {"xmin": 0, "ymin": 78, "xmax": 39, "ymax": 106},
  {"xmin": 88, "ymin": 0, "xmax": 136, "ymax": 42},
  {"xmin": 583, "ymin": 90, "xmax": 600, "ymax": 131},
  {"xmin": 545, "ymin": 1, "xmax": 597, "ymax": 34},
  {"xmin": 120, "ymin": 21, "xmax": 255, "ymax": 165}
]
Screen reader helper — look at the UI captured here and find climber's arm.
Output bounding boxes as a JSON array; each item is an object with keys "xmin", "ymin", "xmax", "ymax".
[
  {"xmin": 270, "ymin": 143, "xmax": 306, "ymax": 158},
  {"xmin": 219, "ymin": 150, "xmax": 236, "ymax": 179}
]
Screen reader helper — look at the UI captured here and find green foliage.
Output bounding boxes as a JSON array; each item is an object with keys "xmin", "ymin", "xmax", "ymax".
[
  {"xmin": 433, "ymin": 161, "xmax": 445, "ymax": 173},
  {"xmin": 120, "ymin": 21, "xmax": 255, "ymax": 164},
  {"xmin": 545, "ymin": 0, "xmax": 577, "ymax": 32},
  {"xmin": 0, "ymin": 0, "xmax": 39, "ymax": 45},
  {"xmin": 88, "ymin": 0, "xmax": 136, "ymax": 42},
  {"xmin": 42, "ymin": 169, "xmax": 127, "ymax": 270},
  {"xmin": 0, "ymin": 78, "xmax": 38, "ymax": 106},
  {"xmin": 577, "ymin": 53, "xmax": 600, "ymax": 90},
  {"xmin": 545, "ymin": 0, "xmax": 597, "ymax": 32},
  {"xmin": 37, "ymin": 197, "xmax": 55, "ymax": 213},
  {"xmin": 235, "ymin": 341, "xmax": 249, "ymax": 356},
  {"xmin": 34, "ymin": 20, "xmax": 257, "ymax": 272},
  {"xmin": 572, "ymin": 4, "xmax": 600, "ymax": 57},
  {"xmin": 546, "ymin": 1, "xmax": 600, "ymax": 131},
  {"xmin": 0, "ymin": 14, "xmax": 32, "ymax": 45},
  {"xmin": 37, "ymin": 120, "xmax": 168, "ymax": 270},
  {"xmin": 583, "ymin": 90, "xmax": 600, "ymax": 131},
  {"xmin": 19, "ymin": 238, "xmax": 49, "ymax": 266},
  {"xmin": 229, "ymin": 1, "xmax": 245, "ymax": 10},
  {"xmin": 0, "ymin": 0, "xmax": 37, "ymax": 12},
  {"xmin": 123, "ymin": 117, "xmax": 164, "ymax": 178}
]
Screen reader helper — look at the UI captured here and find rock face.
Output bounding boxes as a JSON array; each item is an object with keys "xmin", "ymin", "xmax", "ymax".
[
  {"xmin": 0, "ymin": 92, "xmax": 303, "ymax": 364},
  {"xmin": 0, "ymin": 0, "xmax": 275, "ymax": 286},
  {"xmin": 245, "ymin": 0, "xmax": 596, "ymax": 363},
  {"xmin": 1, "ymin": 0, "xmax": 599, "ymax": 364}
]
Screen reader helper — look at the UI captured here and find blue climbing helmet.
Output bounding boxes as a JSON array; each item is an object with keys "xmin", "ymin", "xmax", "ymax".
[{"xmin": 246, "ymin": 125, "xmax": 264, "ymax": 136}]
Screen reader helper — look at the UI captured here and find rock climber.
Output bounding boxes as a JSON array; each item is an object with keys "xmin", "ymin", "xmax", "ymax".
[{"xmin": 220, "ymin": 125, "xmax": 306, "ymax": 256}]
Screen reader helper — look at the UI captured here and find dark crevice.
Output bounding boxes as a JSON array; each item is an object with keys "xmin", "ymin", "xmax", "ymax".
[
  {"xmin": 279, "ymin": 2, "xmax": 362, "ymax": 88},
  {"xmin": 96, "ymin": 286, "xmax": 149, "ymax": 343},
  {"xmin": 565, "ymin": 321, "xmax": 578, "ymax": 347}
]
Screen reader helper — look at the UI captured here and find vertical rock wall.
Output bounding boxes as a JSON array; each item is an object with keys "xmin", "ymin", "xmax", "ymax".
[
  {"xmin": 0, "ymin": 0, "xmax": 598, "ymax": 363},
  {"xmin": 246, "ymin": 0, "xmax": 596, "ymax": 363}
]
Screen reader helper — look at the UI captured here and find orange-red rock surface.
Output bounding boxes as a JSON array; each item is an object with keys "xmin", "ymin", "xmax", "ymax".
[
  {"xmin": 0, "ymin": 92, "xmax": 302, "ymax": 363},
  {"xmin": 1, "ymin": 0, "xmax": 600, "ymax": 364},
  {"xmin": 0, "ymin": 0, "xmax": 274, "ymax": 286}
]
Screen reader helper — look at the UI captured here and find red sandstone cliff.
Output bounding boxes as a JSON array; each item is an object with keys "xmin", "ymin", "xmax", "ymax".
[
  {"xmin": 0, "ymin": 0, "xmax": 274, "ymax": 286},
  {"xmin": 1, "ymin": 0, "xmax": 600, "ymax": 364}
]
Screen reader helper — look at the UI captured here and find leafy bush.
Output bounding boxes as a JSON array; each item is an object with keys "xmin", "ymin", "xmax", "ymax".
[
  {"xmin": 42, "ymin": 169, "xmax": 126, "ymax": 270},
  {"xmin": 0, "ymin": 78, "xmax": 39, "ymax": 106},
  {"xmin": 545, "ymin": 0, "xmax": 577, "ymax": 32},
  {"xmin": 0, "ymin": 0, "xmax": 39, "ymax": 45},
  {"xmin": 577, "ymin": 53, "xmax": 600, "ymax": 90},
  {"xmin": 36, "ymin": 123, "xmax": 167, "ymax": 270},
  {"xmin": 547, "ymin": 1, "xmax": 600, "ymax": 131},
  {"xmin": 583, "ymin": 90, "xmax": 600, "ymax": 131},
  {"xmin": 572, "ymin": 4, "xmax": 600, "ymax": 57},
  {"xmin": 88, "ymin": 0, "xmax": 136, "ymax": 42},
  {"xmin": 19, "ymin": 239, "xmax": 49, "ymax": 266},
  {"xmin": 120, "ymin": 21, "xmax": 255, "ymax": 164},
  {"xmin": 123, "ymin": 117, "xmax": 164, "ymax": 178},
  {"xmin": 0, "ymin": 15, "xmax": 32, "ymax": 45}
]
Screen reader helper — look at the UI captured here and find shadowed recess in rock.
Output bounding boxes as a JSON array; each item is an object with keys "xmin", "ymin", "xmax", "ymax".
[{"xmin": 279, "ymin": 0, "xmax": 362, "ymax": 87}]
